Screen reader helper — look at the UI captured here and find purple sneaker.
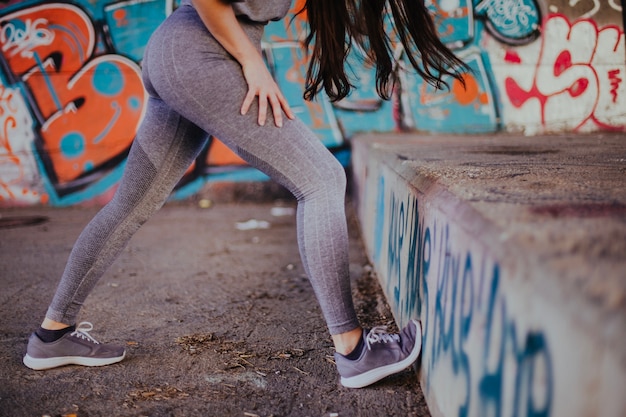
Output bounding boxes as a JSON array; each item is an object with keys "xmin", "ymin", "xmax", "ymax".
[
  {"xmin": 23, "ymin": 322, "xmax": 126, "ymax": 370},
  {"xmin": 334, "ymin": 319, "xmax": 422, "ymax": 388}
]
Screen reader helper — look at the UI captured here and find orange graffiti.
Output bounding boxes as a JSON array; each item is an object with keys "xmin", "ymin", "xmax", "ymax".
[
  {"xmin": 292, "ymin": 0, "xmax": 307, "ymax": 22},
  {"xmin": 0, "ymin": 4, "xmax": 94, "ymax": 119},
  {"xmin": 453, "ymin": 73, "xmax": 489, "ymax": 105},
  {"xmin": 207, "ymin": 139, "xmax": 246, "ymax": 166},
  {"xmin": 0, "ymin": 4, "xmax": 145, "ymax": 185},
  {"xmin": 40, "ymin": 55, "xmax": 145, "ymax": 183}
]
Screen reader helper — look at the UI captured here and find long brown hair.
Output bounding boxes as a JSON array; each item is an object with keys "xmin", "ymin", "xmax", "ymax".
[{"xmin": 298, "ymin": 0, "xmax": 468, "ymax": 102}]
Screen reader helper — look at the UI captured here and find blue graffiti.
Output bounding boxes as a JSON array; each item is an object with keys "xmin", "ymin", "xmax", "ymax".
[
  {"xmin": 480, "ymin": 267, "xmax": 553, "ymax": 417},
  {"xmin": 408, "ymin": 0, "xmax": 543, "ymax": 135},
  {"xmin": 374, "ymin": 175, "xmax": 386, "ymax": 263},
  {"xmin": 399, "ymin": 47, "xmax": 501, "ymax": 133},
  {"xmin": 387, "ymin": 191, "xmax": 427, "ymax": 321},
  {"xmin": 474, "ymin": 0, "xmax": 542, "ymax": 45},
  {"xmin": 384, "ymin": 188, "xmax": 553, "ymax": 417},
  {"xmin": 429, "ymin": 223, "xmax": 471, "ymax": 417},
  {"xmin": 103, "ymin": 0, "xmax": 170, "ymax": 62}
]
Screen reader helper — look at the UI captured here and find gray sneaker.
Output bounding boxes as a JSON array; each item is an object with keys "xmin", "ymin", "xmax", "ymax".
[
  {"xmin": 23, "ymin": 322, "xmax": 126, "ymax": 370},
  {"xmin": 334, "ymin": 319, "xmax": 422, "ymax": 388}
]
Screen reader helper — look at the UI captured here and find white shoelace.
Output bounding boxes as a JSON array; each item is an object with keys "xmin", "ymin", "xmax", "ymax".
[
  {"xmin": 70, "ymin": 322, "xmax": 100, "ymax": 344},
  {"xmin": 365, "ymin": 326, "xmax": 400, "ymax": 350}
]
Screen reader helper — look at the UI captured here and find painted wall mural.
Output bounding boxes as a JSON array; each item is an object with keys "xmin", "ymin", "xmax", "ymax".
[{"xmin": 0, "ymin": 0, "xmax": 624, "ymax": 206}]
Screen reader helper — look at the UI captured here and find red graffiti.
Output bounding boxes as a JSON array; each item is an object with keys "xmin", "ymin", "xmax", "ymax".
[
  {"xmin": 608, "ymin": 69, "xmax": 622, "ymax": 103},
  {"xmin": 504, "ymin": 77, "xmax": 547, "ymax": 109},
  {"xmin": 503, "ymin": 14, "xmax": 625, "ymax": 131},
  {"xmin": 504, "ymin": 50, "xmax": 522, "ymax": 64}
]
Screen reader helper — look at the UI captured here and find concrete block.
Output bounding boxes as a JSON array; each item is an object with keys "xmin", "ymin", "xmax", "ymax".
[{"xmin": 351, "ymin": 132, "xmax": 626, "ymax": 417}]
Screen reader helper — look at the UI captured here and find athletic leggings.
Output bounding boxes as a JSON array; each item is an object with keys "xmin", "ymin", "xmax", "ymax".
[{"xmin": 45, "ymin": 5, "xmax": 359, "ymax": 335}]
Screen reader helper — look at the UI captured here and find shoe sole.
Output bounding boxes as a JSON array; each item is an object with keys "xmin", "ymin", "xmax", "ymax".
[
  {"xmin": 23, "ymin": 351, "xmax": 126, "ymax": 370},
  {"xmin": 340, "ymin": 320, "xmax": 422, "ymax": 389}
]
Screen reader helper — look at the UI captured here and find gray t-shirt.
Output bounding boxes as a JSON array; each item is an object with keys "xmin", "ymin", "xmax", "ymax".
[{"xmin": 180, "ymin": 0, "xmax": 292, "ymax": 24}]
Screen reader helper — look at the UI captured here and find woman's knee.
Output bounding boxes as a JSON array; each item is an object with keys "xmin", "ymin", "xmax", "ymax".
[
  {"xmin": 328, "ymin": 159, "xmax": 347, "ymax": 191},
  {"xmin": 310, "ymin": 156, "xmax": 347, "ymax": 198}
]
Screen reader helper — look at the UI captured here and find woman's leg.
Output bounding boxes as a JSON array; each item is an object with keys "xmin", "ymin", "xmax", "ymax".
[
  {"xmin": 45, "ymin": 98, "xmax": 208, "ymax": 325},
  {"xmin": 24, "ymin": 92, "xmax": 208, "ymax": 369}
]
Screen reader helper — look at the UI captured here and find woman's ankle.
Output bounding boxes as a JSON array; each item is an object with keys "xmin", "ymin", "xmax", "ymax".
[
  {"xmin": 41, "ymin": 317, "xmax": 71, "ymax": 330},
  {"xmin": 331, "ymin": 327, "xmax": 363, "ymax": 355}
]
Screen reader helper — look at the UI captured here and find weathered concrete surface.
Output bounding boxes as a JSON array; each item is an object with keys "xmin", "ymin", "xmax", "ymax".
[
  {"xmin": 0, "ymin": 200, "xmax": 430, "ymax": 417},
  {"xmin": 350, "ymin": 132, "xmax": 626, "ymax": 417}
]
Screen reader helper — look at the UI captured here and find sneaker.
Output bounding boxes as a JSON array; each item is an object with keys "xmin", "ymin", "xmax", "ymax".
[
  {"xmin": 23, "ymin": 322, "xmax": 126, "ymax": 370},
  {"xmin": 334, "ymin": 319, "xmax": 422, "ymax": 388}
]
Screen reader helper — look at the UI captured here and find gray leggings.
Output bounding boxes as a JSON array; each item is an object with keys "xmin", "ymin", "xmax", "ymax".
[{"xmin": 46, "ymin": 5, "xmax": 359, "ymax": 335}]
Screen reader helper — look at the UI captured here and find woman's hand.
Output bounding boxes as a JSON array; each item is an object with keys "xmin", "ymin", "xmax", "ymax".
[
  {"xmin": 191, "ymin": 0, "xmax": 295, "ymax": 127},
  {"xmin": 240, "ymin": 57, "xmax": 295, "ymax": 127}
]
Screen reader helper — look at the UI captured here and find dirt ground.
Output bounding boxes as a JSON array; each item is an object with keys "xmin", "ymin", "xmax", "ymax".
[{"xmin": 0, "ymin": 197, "xmax": 431, "ymax": 417}]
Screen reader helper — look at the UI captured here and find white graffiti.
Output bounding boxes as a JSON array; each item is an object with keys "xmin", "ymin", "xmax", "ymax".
[
  {"xmin": 607, "ymin": 0, "xmax": 622, "ymax": 12},
  {"xmin": 569, "ymin": 0, "xmax": 601, "ymax": 19},
  {"xmin": 475, "ymin": 0, "xmax": 538, "ymax": 30},
  {"xmin": 566, "ymin": 0, "xmax": 622, "ymax": 18},
  {"xmin": 0, "ymin": 17, "xmax": 53, "ymax": 59},
  {"xmin": 0, "ymin": 84, "xmax": 42, "ymax": 204}
]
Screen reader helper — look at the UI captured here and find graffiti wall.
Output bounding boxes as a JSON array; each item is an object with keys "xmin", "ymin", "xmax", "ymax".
[
  {"xmin": 351, "ymin": 143, "xmax": 626, "ymax": 417},
  {"xmin": 0, "ymin": 0, "xmax": 624, "ymax": 206},
  {"xmin": 0, "ymin": 0, "xmax": 358, "ymax": 206}
]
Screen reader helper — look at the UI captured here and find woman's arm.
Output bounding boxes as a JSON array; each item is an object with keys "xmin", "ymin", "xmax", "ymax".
[{"xmin": 191, "ymin": 0, "xmax": 295, "ymax": 127}]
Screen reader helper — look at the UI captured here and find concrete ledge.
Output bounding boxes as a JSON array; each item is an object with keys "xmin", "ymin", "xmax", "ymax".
[{"xmin": 350, "ymin": 132, "xmax": 626, "ymax": 417}]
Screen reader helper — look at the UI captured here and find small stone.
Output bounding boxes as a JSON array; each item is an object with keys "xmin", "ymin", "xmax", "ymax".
[{"xmin": 198, "ymin": 199, "xmax": 212, "ymax": 209}]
